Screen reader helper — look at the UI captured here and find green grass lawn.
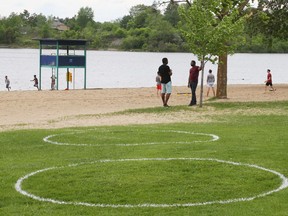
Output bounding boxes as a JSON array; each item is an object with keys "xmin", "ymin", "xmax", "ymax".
[{"xmin": 1, "ymin": 101, "xmax": 288, "ymax": 216}]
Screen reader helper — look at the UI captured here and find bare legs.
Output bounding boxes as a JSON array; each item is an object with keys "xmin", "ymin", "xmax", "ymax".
[
  {"xmin": 207, "ymin": 87, "xmax": 215, "ymax": 97},
  {"xmin": 161, "ymin": 93, "xmax": 171, "ymax": 107},
  {"xmin": 265, "ymin": 84, "xmax": 275, "ymax": 92}
]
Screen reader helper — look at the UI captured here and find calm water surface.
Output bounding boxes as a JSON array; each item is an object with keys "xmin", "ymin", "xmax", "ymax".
[{"xmin": 0, "ymin": 49, "xmax": 287, "ymax": 91}]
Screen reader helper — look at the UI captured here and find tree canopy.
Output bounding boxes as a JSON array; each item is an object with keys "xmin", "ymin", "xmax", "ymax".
[
  {"xmin": 179, "ymin": 0, "xmax": 247, "ymax": 61},
  {"xmin": 178, "ymin": 0, "xmax": 248, "ymax": 102},
  {"xmin": 0, "ymin": 2, "xmax": 287, "ymax": 53}
]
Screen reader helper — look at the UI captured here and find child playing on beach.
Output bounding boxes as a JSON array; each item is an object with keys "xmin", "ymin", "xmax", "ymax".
[
  {"xmin": 51, "ymin": 75, "xmax": 56, "ymax": 90},
  {"xmin": 206, "ymin": 69, "xmax": 215, "ymax": 97},
  {"xmin": 264, "ymin": 69, "xmax": 275, "ymax": 92},
  {"xmin": 5, "ymin": 76, "xmax": 11, "ymax": 91},
  {"xmin": 156, "ymin": 72, "xmax": 162, "ymax": 96},
  {"xmin": 31, "ymin": 75, "xmax": 39, "ymax": 90}
]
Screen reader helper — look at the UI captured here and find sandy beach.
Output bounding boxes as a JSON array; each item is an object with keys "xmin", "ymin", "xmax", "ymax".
[{"xmin": 0, "ymin": 84, "xmax": 287, "ymax": 131}]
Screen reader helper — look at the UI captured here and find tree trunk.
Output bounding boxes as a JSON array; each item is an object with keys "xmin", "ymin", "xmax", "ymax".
[{"xmin": 216, "ymin": 54, "xmax": 228, "ymax": 99}]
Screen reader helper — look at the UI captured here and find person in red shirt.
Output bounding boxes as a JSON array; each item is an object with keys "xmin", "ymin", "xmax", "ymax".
[
  {"xmin": 188, "ymin": 60, "xmax": 202, "ymax": 106},
  {"xmin": 31, "ymin": 75, "xmax": 39, "ymax": 90},
  {"xmin": 265, "ymin": 69, "xmax": 275, "ymax": 92}
]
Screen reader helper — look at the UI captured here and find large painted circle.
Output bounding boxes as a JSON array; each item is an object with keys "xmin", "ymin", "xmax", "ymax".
[
  {"xmin": 43, "ymin": 130, "xmax": 220, "ymax": 146},
  {"xmin": 15, "ymin": 158, "xmax": 288, "ymax": 208}
]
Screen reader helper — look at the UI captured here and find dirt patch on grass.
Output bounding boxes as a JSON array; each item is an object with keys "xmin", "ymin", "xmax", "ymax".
[{"xmin": 0, "ymin": 84, "xmax": 287, "ymax": 131}]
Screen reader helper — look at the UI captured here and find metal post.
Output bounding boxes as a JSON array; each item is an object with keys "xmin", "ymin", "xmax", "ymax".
[
  {"xmin": 56, "ymin": 42, "xmax": 59, "ymax": 90},
  {"xmin": 39, "ymin": 43, "xmax": 42, "ymax": 90},
  {"xmin": 73, "ymin": 49, "xmax": 75, "ymax": 89},
  {"xmin": 199, "ymin": 59, "xmax": 205, "ymax": 108},
  {"xmin": 84, "ymin": 44, "xmax": 87, "ymax": 90},
  {"xmin": 66, "ymin": 46, "xmax": 69, "ymax": 90}
]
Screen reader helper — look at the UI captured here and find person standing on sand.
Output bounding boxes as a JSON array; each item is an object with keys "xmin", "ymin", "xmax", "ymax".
[
  {"xmin": 188, "ymin": 60, "xmax": 202, "ymax": 106},
  {"xmin": 155, "ymin": 72, "xmax": 162, "ymax": 96},
  {"xmin": 206, "ymin": 69, "xmax": 215, "ymax": 97},
  {"xmin": 265, "ymin": 69, "xmax": 275, "ymax": 92},
  {"xmin": 31, "ymin": 75, "xmax": 39, "ymax": 90},
  {"xmin": 51, "ymin": 75, "xmax": 56, "ymax": 90},
  {"xmin": 158, "ymin": 57, "xmax": 172, "ymax": 107},
  {"xmin": 5, "ymin": 76, "xmax": 11, "ymax": 91}
]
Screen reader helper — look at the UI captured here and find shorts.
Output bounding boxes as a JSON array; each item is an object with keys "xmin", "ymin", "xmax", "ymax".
[
  {"xmin": 207, "ymin": 82, "xmax": 214, "ymax": 88},
  {"xmin": 156, "ymin": 84, "xmax": 162, "ymax": 90},
  {"xmin": 161, "ymin": 81, "xmax": 172, "ymax": 94},
  {"xmin": 266, "ymin": 82, "xmax": 272, "ymax": 86}
]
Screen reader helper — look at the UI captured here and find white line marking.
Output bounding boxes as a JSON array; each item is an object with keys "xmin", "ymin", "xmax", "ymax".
[
  {"xmin": 43, "ymin": 130, "xmax": 220, "ymax": 146},
  {"xmin": 15, "ymin": 158, "xmax": 288, "ymax": 208}
]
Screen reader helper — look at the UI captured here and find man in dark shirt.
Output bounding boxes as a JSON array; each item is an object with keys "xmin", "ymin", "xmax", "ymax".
[
  {"xmin": 188, "ymin": 60, "xmax": 202, "ymax": 106},
  {"xmin": 158, "ymin": 57, "xmax": 172, "ymax": 107}
]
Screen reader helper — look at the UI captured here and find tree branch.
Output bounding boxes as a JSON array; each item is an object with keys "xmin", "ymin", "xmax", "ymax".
[{"xmin": 158, "ymin": 0, "xmax": 192, "ymax": 7}]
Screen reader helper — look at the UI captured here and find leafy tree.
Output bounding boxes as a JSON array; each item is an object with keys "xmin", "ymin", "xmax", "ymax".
[
  {"xmin": 76, "ymin": 7, "xmax": 94, "ymax": 29},
  {"xmin": 119, "ymin": 15, "xmax": 132, "ymax": 29},
  {"xmin": 40, "ymin": 22, "xmax": 51, "ymax": 38},
  {"xmin": 0, "ymin": 24, "xmax": 4, "ymax": 43},
  {"xmin": 1, "ymin": 13, "xmax": 23, "ymax": 44},
  {"xmin": 60, "ymin": 29, "xmax": 82, "ymax": 40},
  {"xmin": 127, "ymin": 4, "xmax": 160, "ymax": 29},
  {"xmin": 259, "ymin": 0, "xmax": 288, "ymax": 39},
  {"xmin": 89, "ymin": 22, "xmax": 125, "ymax": 49},
  {"xmin": 166, "ymin": 0, "xmax": 261, "ymax": 99},
  {"xmin": 246, "ymin": 0, "xmax": 288, "ymax": 52},
  {"xmin": 121, "ymin": 3, "xmax": 185, "ymax": 51},
  {"xmin": 79, "ymin": 23, "xmax": 93, "ymax": 40},
  {"xmin": 179, "ymin": 0, "xmax": 246, "ymax": 104},
  {"xmin": 146, "ymin": 18, "xmax": 183, "ymax": 52},
  {"xmin": 64, "ymin": 16, "xmax": 79, "ymax": 31},
  {"xmin": 19, "ymin": 10, "xmax": 30, "ymax": 24},
  {"xmin": 0, "ymin": 3, "xmax": 287, "ymax": 53},
  {"xmin": 122, "ymin": 35, "xmax": 145, "ymax": 50},
  {"xmin": 164, "ymin": 1, "xmax": 181, "ymax": 27}
]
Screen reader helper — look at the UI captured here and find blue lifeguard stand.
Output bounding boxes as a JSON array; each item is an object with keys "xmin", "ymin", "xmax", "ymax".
[{"xmin": 36, "ymin": 39, "xmax": 88, "ymax": 90}]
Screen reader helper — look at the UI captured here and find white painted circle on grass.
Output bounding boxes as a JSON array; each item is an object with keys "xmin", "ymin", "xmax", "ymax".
[
  {"xmin": 15, "ymin": 158, "xmax": 288, "ymax": 208},
  {"xmin": 43, "ymin": 130, "xmax": 220, "ymax": 146}
]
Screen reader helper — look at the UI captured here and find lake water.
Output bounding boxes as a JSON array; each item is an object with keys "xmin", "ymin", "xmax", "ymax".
[{"xmin": 0, "ymin": 49, "xmax": 287, "ymax": 91}]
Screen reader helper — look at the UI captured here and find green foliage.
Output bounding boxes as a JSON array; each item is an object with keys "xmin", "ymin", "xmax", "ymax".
[
  {"xmin": 258, "ymin": 0, "xmax": 288, "ymax": 39},
  {"xmin": 0, "ymin": 2, "xmax": 287, "ymax": 52},
  {"xmin": 122, "ymin": 35, "xmax": 145, "ymax": 50},
  {"xmin": 178, "ymin": 0, "xmax": 247, "ymax": 62},
  {"xmin": 40, "ymin": 23, "xmax": 52, "ymax": 38},
  {"xmin": 244, "ymin": 0, "xmax": 288, "ymax": 52},
  {"xmin": 76, "ymin": 7, "xmax": 94, "ymax": 29},
  {"xmin": 164, "ymin": 1, "xmax": 181, "ymax": 27}
]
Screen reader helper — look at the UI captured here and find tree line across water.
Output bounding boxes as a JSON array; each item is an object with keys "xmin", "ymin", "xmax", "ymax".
[{"xmin": 0, "ymin": 1, "xmax": 287, "ymax": 53}]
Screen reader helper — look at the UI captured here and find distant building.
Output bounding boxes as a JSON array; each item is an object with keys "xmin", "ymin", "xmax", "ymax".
[{"xmin": 52, "ymin": 20, "xmax": 70, "ymax": 31}]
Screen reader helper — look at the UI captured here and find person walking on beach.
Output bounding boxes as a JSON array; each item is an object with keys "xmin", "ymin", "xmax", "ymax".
[
  {"xmin": 51, "ymin": 75, "xmax": 56, "ymax": 90},
  {"xmin": 188, "ymin": 60, "xmax": 202, "ymax": 106},
  {"xmin": 5, "ymin": 76, "xmax": 11, "ymax": 91},
  {"xmin": 155, "ymin": 72, "xmax": 162, "ymax": 96},
  {"xmin": 206, "ymin": 69, "xmax": 215, "ymax": 97},
  {"xmin": 31, "ymin": 75, "xmax": 39, "ymax": 90},
  {"xmin": 158, "ymin": 57, "xmax": 172, "ymax": 107},
  {"xmin": 265, "ymin": 69, "xmax": 275, "ymax": 92}
]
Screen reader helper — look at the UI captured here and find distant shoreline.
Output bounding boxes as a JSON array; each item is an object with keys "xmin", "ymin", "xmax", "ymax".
[{"xmin": 1, "ymin": 46, "xmax": 288, "ymax": 53}]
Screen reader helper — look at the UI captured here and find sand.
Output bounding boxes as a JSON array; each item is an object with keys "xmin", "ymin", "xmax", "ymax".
[{"xmin": 0, "ymin": 84, "xmax": 287, "ymax": 131}]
